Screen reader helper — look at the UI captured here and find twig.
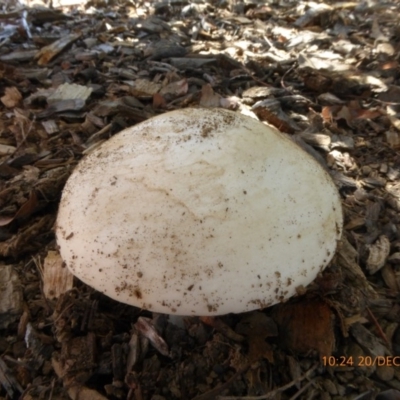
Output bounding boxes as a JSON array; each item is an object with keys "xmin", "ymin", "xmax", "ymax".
[
  {"xmin": 191, "ymin": 366, "xmax": 250, "ymax": 400},
  {"xmin": 263, "ymin": 35, "xmax": 276, "ymax": 50},
  {"xmin": 84, "ymin": 123, "xmax": 112, "ymax": 148},
  {"xmin": 216, "ymin": 363, "xmax": 318, "ymax": 400},
  {"xmin": 47, "ymin": 377, "xmax": 55, "ymax": 400},
  {"xmin": 366, "ymin": 306, "xmax": 390, "ymax": 347},
  {"xmin": 288, "ymin": 379, "xmax": 315, "ymax": 400}
]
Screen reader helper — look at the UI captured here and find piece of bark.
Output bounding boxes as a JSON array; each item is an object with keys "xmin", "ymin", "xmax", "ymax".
[
  {"xmin": 0, "ymin": 215, "xmax": 55, "ymax": 258},
  {"xmin": 298, "ymin": 132, "xmax": 331, "ymax": 151},
  {"xmin": 1, "ymin": 87, "xmax": 22, "ymax": 108},
  {"xmin": 252, "ymin": 99, "xmax": 301, "ymax": 133},
  {"xmin": 47, "ymin": 83, "xmax": 93, "ymax": 103},
  {"xmin": 169, "ymin": 57, "xmax": 215, "ymax": 69},
  {"xmin": 235, "ymin": 311, "xmax": 277, "ymax": 363},
  {"xmin": 52, "ymin": 353, "xmax": 108, "ymax": 400},
  {"xmin": 272, "ymin": 298, "xmax": 335, "ymax": 358},
  {"xmin": 0, "ymin": 357, "xmax": 23, "ymax": 398},
  {"xmin": 144, "ymin": 40, "xmax": 186, "ymax": 60},
  {"xmin": 42, "ymin": 251, "xmax": 74, "ymax": 300},
  {"xmin": 130, "ymin": 79, "xmax": 162, "ymax": 98},
  {"xmin": 350, "ymin": 322, "xmax": 387, "ymax": 358},
  {"xmin": 0, "ymin": 50, "xmax": 37, "ymax": 62},
  {"xmin": 0, "ymin": 264, "xmax": 23, "ymax": 329},
  {"xmin": 337, "ymin": 237, "xmax": 377, "ymax": 296},
  {"xmin": 290, "ymin": 135, "xmax": 329, "ymax": 170},
  {"xmin": 366, "ymin": 235, "xmax": 390, "ymax": 274},
  {"xmin": 41, "ymin": 120, "xmax": 58, "ymax": 135},
  {"xmin": 35, "ymin": 33, "xmax": 81, "ymax": 65},
  {"xmin": 36, "ymin": 99, "xmax": 86, "ymax": 119},
  {"xmin": 381, "ymin": 265, "xmax": 400, "ymax": 292}
]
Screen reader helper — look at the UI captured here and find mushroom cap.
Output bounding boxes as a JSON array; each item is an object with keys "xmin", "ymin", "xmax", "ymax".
[{"xmin": 56, "ymin": 108, "xmax": 343, "ymax": 316}]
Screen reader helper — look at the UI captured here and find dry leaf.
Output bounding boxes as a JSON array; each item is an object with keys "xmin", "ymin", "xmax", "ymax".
[
  {"xmin": 1, "ymin": 87, "xmax": 22, "ymax": 108},
  {"xmin": 0, "ymin": 191, "xmax": 38, "ymax": 227},
  {"xmin": 35, "ymin": 33, "xmax": 81, "ymax": 65},
  {"xmin": 273, "ymin": 298, "xmax": 335, "ymax": 358}
]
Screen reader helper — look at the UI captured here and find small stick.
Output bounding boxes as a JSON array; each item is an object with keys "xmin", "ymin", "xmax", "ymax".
[
  {"xmin": 216, "ymin": 363, "xmax": 318, "ymax": 400},
  {"xmin": 288, "ymin": 379, "xmax": 316, "ymax": 400},
  {"xmin": 191, "ymin": 366, "xmax": 250, "ymax": 400}
]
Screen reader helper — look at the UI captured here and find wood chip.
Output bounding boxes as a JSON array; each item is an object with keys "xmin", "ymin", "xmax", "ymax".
[
  {"xmin": 41, "ymin": 251, "xmax": 74, "ymax": 300},
  {"xmin": 366, "ymin": 235, "xmax": 391, "ymax": 274},
  {"xmin": 350, "ymin": 322, "xmax": 387, "ymax": 358},
  {"xmin": 0, "ymin": 265, "xmax": 23, "ymax": 329},
  {"xmin": 272, "ymin": 298, "xmax": 335, "ymax": 357},
  {"xmin": 35, "ymin": 33, "xmax": 81, "ymax": 65},
  {"xmin": 47, "ymin": 83, "xmax": 93, "ymax": 103}
]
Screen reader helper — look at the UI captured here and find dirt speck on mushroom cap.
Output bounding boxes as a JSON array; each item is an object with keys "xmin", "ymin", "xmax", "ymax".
[{"xmin": 56, "ymin": 108, "xmax": 343, "ymax": 316}]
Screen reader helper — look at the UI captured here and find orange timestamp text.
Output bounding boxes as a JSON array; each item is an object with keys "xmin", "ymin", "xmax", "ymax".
[{"xmin": 322, "ymin": 356, "xmax": 400, "ymax": 367}]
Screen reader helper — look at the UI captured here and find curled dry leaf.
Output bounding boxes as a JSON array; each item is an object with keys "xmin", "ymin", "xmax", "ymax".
[
  {"xmin": 0, "ymin": 191, "xmax": 38, "ymax": 227},
  {"xmin": 366, "ymin": 235, "xmax": 391, "ymax": 274}
]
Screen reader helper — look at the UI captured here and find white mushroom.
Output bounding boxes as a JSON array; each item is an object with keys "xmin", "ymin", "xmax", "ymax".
[{"xmin": 56, "ymin": 108, "xmax": 343, "ymax": 316}]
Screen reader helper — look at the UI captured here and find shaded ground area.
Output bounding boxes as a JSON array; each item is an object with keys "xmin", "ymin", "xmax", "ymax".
[{"xmin": 1, "ymin": 0, "xmax": 400, "ymax": 399}]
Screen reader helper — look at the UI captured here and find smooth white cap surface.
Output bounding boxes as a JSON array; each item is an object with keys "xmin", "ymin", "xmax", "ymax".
[{"xmin": 56, "ymin": 108, "xmax": 343, "ymax": 315}]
